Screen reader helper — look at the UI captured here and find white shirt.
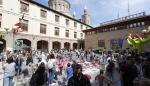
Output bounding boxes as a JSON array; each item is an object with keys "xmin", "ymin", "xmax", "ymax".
[{"xmin": 3, "ymin": 62, "xmax": 16, "ymax": 77}]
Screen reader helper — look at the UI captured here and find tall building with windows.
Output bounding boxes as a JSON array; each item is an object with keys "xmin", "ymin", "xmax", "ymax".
[
  {"xmin": 83, "ymin": 12, "xmax": 150, "ymax": 51},
  {"xmin": 0, "ymin": 0, "xmax": 92, "ymax": 52}
]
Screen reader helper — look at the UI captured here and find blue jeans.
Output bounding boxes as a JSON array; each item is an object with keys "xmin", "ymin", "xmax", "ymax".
[
  {"xmin": 48, "ymin": 68, "xmax": 55, "ymax": 84},
  {"xmin": 107, "ymin": 72, "xmax": 113, "ymax": 81},
  {"xmin": 4, "ymin": 76, "xmax": 14, "ymax": 86}
]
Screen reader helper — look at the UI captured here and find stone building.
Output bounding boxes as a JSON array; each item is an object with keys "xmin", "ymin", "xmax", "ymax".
[
  {"xmin": 83, "ymin": 12, "xmax": 150, "ymax": 52},
  {"xmin": 0, "ymin": 0, "xmax": 92, "ymax": 52}
]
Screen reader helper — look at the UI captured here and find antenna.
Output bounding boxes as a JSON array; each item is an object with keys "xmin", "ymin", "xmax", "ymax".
[
  {"xmin": 128, "ymin": 0, "xmax": 130, "ymax": 16},
  {"xmin": 117, "ymin": 10, "xmax": 120, "ymax": 18},
  {"xmin": 84, "ymin": 5, "xmax": 87, "ymax": 10},
  {"xmin": 73, "ymin": 11, "xmax": 76, "ymax": 18}
]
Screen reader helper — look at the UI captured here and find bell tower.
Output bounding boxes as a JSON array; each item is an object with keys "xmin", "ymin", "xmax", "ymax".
[{"xmin": 82, "ymin": 6, "xmax": 90, "ymax": 25}]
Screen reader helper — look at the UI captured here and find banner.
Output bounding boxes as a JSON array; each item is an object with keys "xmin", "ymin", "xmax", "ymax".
[{"xmin": 110, "ymin": 39, "xmax": 123, "ymax": 49}]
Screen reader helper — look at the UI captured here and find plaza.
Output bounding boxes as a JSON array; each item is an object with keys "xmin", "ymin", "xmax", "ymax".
[{"xmin": 0, "ymin": 0, "xmax": 150, "ymax": 86}]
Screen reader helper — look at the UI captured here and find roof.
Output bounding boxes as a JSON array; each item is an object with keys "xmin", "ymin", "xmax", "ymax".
[
  {"xmin": 27, "ymin": 0, "xmax": 93, "ymax": 28},
  {"xmin": 83, "ymin": 14, "xmax": 150, "ymax": 32}
]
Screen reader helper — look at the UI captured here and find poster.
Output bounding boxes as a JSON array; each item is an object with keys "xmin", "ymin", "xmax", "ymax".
[{"xmin": 110, "ymin": 39, "xmax": 123, "ymax": 49}]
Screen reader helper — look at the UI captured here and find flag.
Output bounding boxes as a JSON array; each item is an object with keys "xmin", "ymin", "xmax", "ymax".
[{"xmin": 14, "ymin": 13, "xmax": 25, "ymax": 32}]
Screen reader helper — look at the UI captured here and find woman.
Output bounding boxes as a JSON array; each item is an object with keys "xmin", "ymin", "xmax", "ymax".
[
  {"xmin": 3, "ymin": 57, "xmax": 16, "ymax": 86},
  {"xmin": 29, "ymin": 62, "xmax": 48, "ymax": 86}
]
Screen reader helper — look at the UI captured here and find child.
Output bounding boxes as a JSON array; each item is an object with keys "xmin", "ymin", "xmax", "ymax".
[{"xmin": 66, "ymin": 63, "xmax": 73, "ymax": 79}]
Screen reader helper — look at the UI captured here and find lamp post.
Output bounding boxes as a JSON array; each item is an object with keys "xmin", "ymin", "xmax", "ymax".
[
  {"xmin": 0, "ymin": 27, "xmax": 9, "ymax": 39},
  {"xmin": 0, "ymin": 26, "xmax": 9, "ymax": 52}
]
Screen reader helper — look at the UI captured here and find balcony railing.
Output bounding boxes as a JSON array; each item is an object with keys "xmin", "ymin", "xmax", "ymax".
[{"xmin": 100, "ymin": 12, "xmax": 146, "ymax": 26}]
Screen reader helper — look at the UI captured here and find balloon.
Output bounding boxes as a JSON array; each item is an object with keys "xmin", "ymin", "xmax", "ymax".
[{"xmin": 127, "ymin": 32, "xmax": 150, "ymax": 52}]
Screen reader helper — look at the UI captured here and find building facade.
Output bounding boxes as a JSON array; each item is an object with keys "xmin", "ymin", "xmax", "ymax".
[
  {"xmin": 0, "ymin": 0, "xmax": 92, "ymax": 52},
  {"xmin": 83, "ymin": 12, "xmax": 150, "ymax": 52}
]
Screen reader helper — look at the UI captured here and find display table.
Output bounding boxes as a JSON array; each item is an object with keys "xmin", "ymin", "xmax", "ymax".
[{"xmin": 79, "ymin": 62, "xmax": 100, "ymax": 82}]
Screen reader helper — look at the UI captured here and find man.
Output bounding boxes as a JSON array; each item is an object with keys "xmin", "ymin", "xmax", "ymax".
[
  {"xmin": 120, "ymin": 57, "xmax": 138, "ymax": 86},
  {"xmin": 67, "ymin": 64, "xmax": 91, "ymax": 86}
]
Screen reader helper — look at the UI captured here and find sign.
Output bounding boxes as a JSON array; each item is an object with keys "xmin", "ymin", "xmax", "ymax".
[{"xmin": 14, "ymin": 40, "xmax": 23, "ymax": 50}]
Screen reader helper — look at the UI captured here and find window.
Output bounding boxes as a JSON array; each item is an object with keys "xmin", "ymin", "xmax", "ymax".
[
  {"xmin": 40, "ymin": 9, "xmax": 47, "ymax": 18},
  {"xmin": 55, "ymin": 15, "xmax": 59, "ymax": 22},
  {"xmin": 0, "ymin": 14, "xmax": 2, "ymax": 28},
  {"xmin": 74, "ymin": 32, "xmax": 77, "ymax": 38},
  {"xmin": 86, "ymin": 26, "xmax": 88, "ymax": 29},
  {"xmin": 20, "ymin": 2, "xmax": 29, "ymax": 13},
  {"xmin": 80, "ymin": 25, "xmax": 83, "ymax": 30},
  {"xmin": 20, "ymin": 19, "xmax": 28, "ymax": 32},
  {"xmin": 137, "ymin": 22, "xmax": 141, "ymax": 27},
  {"xmin": 130, "ymin": 24, "xmax": 133, "ymax": 28},
  {"xmin": 98, "ymin": 40, "xmax": 105, "ymax": 48},
  {"xmin": 66, "ymin": 19, "xmax": 69, "ymax": 25},
  {"xmin": 141, "ymin": 22, "xmax": 145, "ymax": 26},
  {"xmin": 40, "ymin": 24, "xmax": 46, "ymax": 34},
  {"xmin": 65, "ymin": 30, "xmax": 69, "ymax": 37},
  {"xmin": 74, "ymin": 22, "xmax": 77, "ymax": 28},
  {"xmin": 133, "ymin": 23, "xmax": 137, "ymax": 27},
  {"xmin": 80, "ymin": 33, "xmax": 83, "ymax": 38},
  {"xmin": 55, "ymin": 27, "xmax": 59, "ymax": 36},
  {"xmin": 0, "ymin": 0, "xmax": 2, "ymax": 5}
]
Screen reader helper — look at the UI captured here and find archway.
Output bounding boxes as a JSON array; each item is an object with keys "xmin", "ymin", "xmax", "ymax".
[
  {"xmin": 64, "ymin": 42, "xmax": 70, "ymax": 50},
  {"xmin": 52, "ymin": 41, "xmax": 61, "ymax": 49},
  {"xmin": 15, "ymin": 39, "xmax": 31, "ymax": 51},
  {"xmin": 0, "ymin": 39, "xmax": 6, "ymax": 52},
  {"xmin": 37, "ymin": 40, "xmax": 48, "ymax": 52},
  {"xmin": 73, "ymin": 43, "xmax": 78, "ymax": 50},
  {"xmin": 78, "ymin": 39, "xmax": 85, "ymax": 50}
]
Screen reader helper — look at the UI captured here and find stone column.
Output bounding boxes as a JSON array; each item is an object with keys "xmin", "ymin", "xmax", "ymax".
[
  {"xmin": 70, "ymin": 42, "xmax": 73, "ymax": 50},
  {"xmin": 31, "ymin": 39, "xmax": 37, "ymax": 50},
  {"xmin": 5, "ymin": 33, "xmax": 13, "ymax": 51},
  {"xmin": 61, "ymin": 42, "xmax": 64, "ymax": 49},
  {"xmin": 49, "ymin": 41, "xmax": 52, "ymax": 51}
]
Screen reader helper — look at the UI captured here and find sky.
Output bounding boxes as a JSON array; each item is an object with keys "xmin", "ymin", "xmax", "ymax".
[{"xmin": 35, "ymin": 0, "xmax": 150, "ymax": 27}]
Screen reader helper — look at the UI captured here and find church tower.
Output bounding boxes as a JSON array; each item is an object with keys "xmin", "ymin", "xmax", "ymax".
[
  {"xmin": 82, "ymin": 6, "xmax": 90, "ymax": 25},
  {"xmin": 48, "ymin": 0, "xmax": 71, "ymax": 16}
]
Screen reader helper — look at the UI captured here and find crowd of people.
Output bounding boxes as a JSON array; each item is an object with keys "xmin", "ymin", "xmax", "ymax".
[{"xmin": 0, "ymin": 48, "xmax": 150, "ymax": 86}]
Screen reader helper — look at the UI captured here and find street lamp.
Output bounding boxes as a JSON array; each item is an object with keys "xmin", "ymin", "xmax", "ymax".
[
  {"xmin": 4, "ymin": 27, "xmax": 9, "ymax": 34},
  {"xmin": 0, "ymin": 26, "xmax": 9, "ymax": 39}
]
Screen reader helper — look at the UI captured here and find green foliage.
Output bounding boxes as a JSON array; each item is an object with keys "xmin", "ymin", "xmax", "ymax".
[{"xmin": 92, "ymin": 47, "xmax": 106, "ymax": 53}]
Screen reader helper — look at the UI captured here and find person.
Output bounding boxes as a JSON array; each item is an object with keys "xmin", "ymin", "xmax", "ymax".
[
  {"xmin": 3, "ymin": 57, "xmax": 16, "ymax": 86},
  {"xmin": 66, "ymin": 63, "xmax": 73, "ymax": 79},
  {"xmin": 95, "ymin": 70, "xmax": 112, "ymax": 86},
  {"xmin": 142, "ymin": 57, "xmax": 150, "ymax": 79},
  {"xmin": 58, "ymin": 57, "xmax": 65, "ymax": 75},
  {"xmin": 106, "ymin": 61, "xmax": 115, "ymax": 81},
  {"xmin": 67, "ymin": 64, "xmax": 91, "ymax": 86},
  {"xmin": 48, "ymin": 55, "xmax": 56, "ymax": 85},
  {"xmin": 120, "ymin": 57, "xmax": 138, "ymax": 86},
  {"xmin": 29, "ymin": 62, "xmax": 48, "ymax": 86}
]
